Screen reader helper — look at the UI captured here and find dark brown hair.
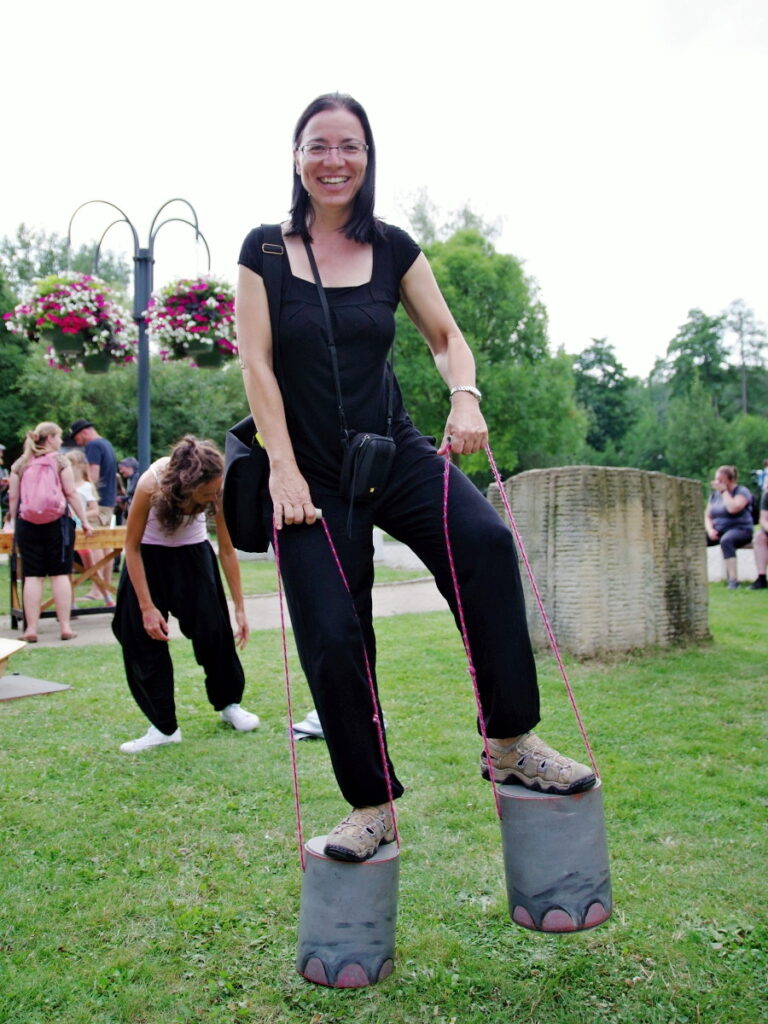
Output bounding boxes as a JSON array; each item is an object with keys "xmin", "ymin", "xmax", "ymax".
[
  {"xmin": 288, "ymin": 92, "xmax": 384, "ymax": 244},
  {"xmin": 152, "ymin": 435, "xmax": 223, "ymax": 532}
]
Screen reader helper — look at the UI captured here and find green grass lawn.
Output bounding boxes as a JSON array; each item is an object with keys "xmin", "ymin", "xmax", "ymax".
[{"xmin": 0, "ymin": 583, "xmax": 766, "ymax": 1024}]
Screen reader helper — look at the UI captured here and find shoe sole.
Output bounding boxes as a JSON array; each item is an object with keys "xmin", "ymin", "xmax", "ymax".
[
  {"xmin": 120, "ymin": 743, "xmax": 180, "ymax": 753},
  {"xmin": 323, "ymin": 835, "xmax": 394, "ymax": 863},
  {"xmin": 481, "ymin": 763, "xmax": 597, "ymax": 796},
  {"xmin": 221, "ymin": 719, "xmax": 260, "ymax": 732}
]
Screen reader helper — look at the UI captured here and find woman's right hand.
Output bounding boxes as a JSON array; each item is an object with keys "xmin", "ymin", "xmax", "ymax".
[
  {"xmin": 141, "ymin": 605, "xmax": 170, "ymax": 642},
  {"xmin": 269, "ymin": 463, "xmax": 318, "ymax": 529}
]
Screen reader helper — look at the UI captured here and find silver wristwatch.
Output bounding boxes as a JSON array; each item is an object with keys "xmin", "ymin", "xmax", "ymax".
[{"xmin": 449, "ymin": 384, "xmax": 482, "ymax": 400}]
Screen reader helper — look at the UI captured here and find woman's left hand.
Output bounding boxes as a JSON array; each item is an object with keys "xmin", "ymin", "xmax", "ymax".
[{"xmin": 437, "ymin": 395, "xmax": 488, "ymax": 456}]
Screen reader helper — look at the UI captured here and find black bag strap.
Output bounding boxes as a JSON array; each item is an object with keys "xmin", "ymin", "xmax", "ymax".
[
  {"xmin": 302, "ymin": 238, "xmax": 394, "ymax": 442},
  {"xmin": 260, "ymin": 223, "xmax": 285, "ymax": 374}
]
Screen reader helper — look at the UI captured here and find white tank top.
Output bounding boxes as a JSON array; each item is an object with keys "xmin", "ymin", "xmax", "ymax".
[{"xmin": 140, "ymin": 460, "xmax": 208, "ymax": 547}]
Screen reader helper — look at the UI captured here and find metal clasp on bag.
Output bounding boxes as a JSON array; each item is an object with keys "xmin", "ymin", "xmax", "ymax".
[{"xmin": 262, "ymin": 243, "xmax": 284, "ymax": 255}]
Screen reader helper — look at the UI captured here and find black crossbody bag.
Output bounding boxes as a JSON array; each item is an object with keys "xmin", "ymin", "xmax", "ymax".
[{"xmin": 302, "ymin": 239, "xmax": 397, "ymax": 512}]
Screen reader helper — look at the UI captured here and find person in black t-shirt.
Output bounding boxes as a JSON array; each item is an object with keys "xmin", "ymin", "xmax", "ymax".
[
  {"xmin": 236, "ymin": 92, "xmax": 596, "ymax": 864},
  {"xmin": 749, "ymin": 489, "xmax": 768, "ymax": 589}
]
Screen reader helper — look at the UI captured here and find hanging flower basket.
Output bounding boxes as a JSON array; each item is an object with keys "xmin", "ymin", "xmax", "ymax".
[
  {"xmin": 145, "ymin": 275, "xmax": 238, "ymax": 366},
  {"xmin": 82, "ymin": 351, "xmax": 112, "ymax": 373},
  {"xmin": 49, "ymin": 326, "xmax": 90, "ymax": 354},
  {"xmin": 3, "ymin": 272, "xmax": 138, "ymax": 372},
  {"xmin": 194, "ymin": 348, "xmax": 224, "ymax": 368}
]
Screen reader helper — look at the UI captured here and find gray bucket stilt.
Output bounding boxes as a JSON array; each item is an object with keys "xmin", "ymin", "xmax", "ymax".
[
  {"xmin": 296, "ymin": 835, "xmax": 399, "ymax": 987},
  {"xmin": 498, "ymin": 779, "xmax": 612, "ymax": 932}
]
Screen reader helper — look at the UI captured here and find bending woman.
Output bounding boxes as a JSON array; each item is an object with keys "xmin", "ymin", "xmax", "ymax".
[
  {"xmin": 236, "ymin": 93, "xmax": 595, "ymax": 863},
  {"xmin": 113, "ymin": 436, "xmax": 260, "ymax": 752}
]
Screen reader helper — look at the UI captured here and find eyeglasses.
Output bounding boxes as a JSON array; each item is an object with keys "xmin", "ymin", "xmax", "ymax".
[{"xmin": 298, "ymin": 142, "xmax": 369, "ymax": 159}]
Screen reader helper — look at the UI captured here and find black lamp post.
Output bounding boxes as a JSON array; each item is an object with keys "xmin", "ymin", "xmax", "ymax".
[{"xmin": 67, "ymin": 199, "xmax": 211, "ymax": 471}]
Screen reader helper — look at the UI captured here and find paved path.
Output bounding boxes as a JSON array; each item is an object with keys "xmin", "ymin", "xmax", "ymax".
[
  {"xmin": 6, "ymin": 539, "xmax": 744, "ymax": 649},
  {"xmin": 2, "ymin": 540, "xmax": 449, "ymax": 649}
]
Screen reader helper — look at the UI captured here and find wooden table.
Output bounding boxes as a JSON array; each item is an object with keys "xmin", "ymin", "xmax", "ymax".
[{"xmin": 0, "ymin": 527, "xmax": 127, "ymax": 629}]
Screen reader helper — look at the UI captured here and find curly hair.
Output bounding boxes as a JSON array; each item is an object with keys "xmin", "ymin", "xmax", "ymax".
[{"xmin": 152, "ymin": 435, "xmax": 224, "ymax": 532}]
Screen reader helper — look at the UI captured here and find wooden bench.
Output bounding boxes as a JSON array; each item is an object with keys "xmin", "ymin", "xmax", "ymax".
[
  {"xmin": 0, "ymin": 637, "xmax": 26, "ymax": 676},
  {"xmin": 0, "ymin": 527, "xmax": 127, "ymax": 630}
]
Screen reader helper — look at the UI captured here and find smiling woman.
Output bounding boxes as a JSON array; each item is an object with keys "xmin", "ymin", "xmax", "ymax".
[{"xmin": 234, "ymin": 92, "xmax": 595, "ymax": 870}]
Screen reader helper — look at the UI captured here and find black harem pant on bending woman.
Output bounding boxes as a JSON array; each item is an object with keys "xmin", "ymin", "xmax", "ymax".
[
  {"xmin": 112, "ymin": 541, "xmax": 245, "ymax": 735},
  {"xmin": 274, "ymin": 431, "xmax": 540, "ymax": 808}
]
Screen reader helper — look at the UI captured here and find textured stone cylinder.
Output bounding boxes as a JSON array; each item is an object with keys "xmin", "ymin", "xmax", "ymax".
[
  {"xmin": 296, "ymin": 836, "xmax": 399, "ymax": 988},
  {"xmin": 488, "ymin": 466, "xmax": 710, "ymax": 657},
  {"xmin": 498, "ymin": 780, "xmax": 612, "ymax": 932}
]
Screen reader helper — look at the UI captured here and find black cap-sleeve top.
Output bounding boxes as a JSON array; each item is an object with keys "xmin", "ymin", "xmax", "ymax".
[{"xmin": 238, "ymin": 222, "xmax": 421, "ymax": 490}]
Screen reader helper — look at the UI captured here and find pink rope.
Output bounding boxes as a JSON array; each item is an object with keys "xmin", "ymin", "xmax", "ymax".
[
  {"xmin": 271, "ymin": 520, "xmax": 306, "ymax": 871},
  {"xmin": 320, "ymin": 518, "xmax": 400, "ymax": 848},
  {"xmin": 273, "ymin": 515, "xmax": 401, "ymax": 870},
  {"xmin": 483, "ymin": 444, "xmax": 600, "ymax": 778},
  {"xmin": 441, "ymin": 454, "xmax": 503, "ymax": 819}
]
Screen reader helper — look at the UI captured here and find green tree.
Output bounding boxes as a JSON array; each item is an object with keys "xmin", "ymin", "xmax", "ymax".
[
  {"xmin": 665, "ymin": 308, "xmax": 728, "ymax": 411},
  {"xmin": 722, "ymin": 413, "xmax": 768, "ymax": 488},
  {"xmin": 393, "ymin": 224, "xmax": 584, "ymax": 482},
  {"xmin": 664, "ymin": 379, "xmax": 722, "ymax": 482},
  {"xmin": 0, "ymin": 223, "xmax": 131, "ymax": 298},
  {"xmin": 724, "ymin": 299, "xmax": 767, "ymax": 414},
  {"xmin": 12, "ymin": 359, "xmax": 248, "ymax": 461},
  {"xmin": 572, "ymin": 338, "xmax": 634, "ymax": 451},
  {"xmin": 0, "ymin": 268, "xmax": 31, "ymax": 458},
  {"xmin": 620, "ymin": 402, "xmax": 668, "ymax": 473}
]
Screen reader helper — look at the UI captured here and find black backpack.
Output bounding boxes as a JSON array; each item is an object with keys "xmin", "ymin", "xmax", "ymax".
[{"xmin": 222, "ymin": 225, "xmax": 284, "ymax": 553}]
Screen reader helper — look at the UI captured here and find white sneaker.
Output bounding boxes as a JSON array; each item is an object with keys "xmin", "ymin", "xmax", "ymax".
[
  {"xmin": 220, "ymin": 703, "xmax": 260, "ymax": 732},
  {"xmin": 292, "ymin": 708, "xmax": 325, "ymax": 739},
  {"xmin": 120, "ymin": 725, "xmax": 182, "ymax": 753}
]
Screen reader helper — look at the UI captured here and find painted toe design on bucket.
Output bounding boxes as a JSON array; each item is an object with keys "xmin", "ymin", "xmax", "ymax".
[
  {"xmin": 541, "ymin": 907, "xmax": 577, "ymax": 932},
  {"xmin": 512, "ymin": 905, "xmax": 536, "ymax": 929},
  {"xmin": 336, "ymin": 963, "xmax": 370, "ymax": 988},
  {"xmin": 377, "ymin": 958, "xmax": 394, "ymax": 981},
  {"xmin": 302, "ymin": 957, "xmax": 329, "ymax": 985},
  {"xmin": 481, "ymin": 732, "xmax": 596, "ymax": 794},
  {"xmin": 584, "ymin": 901, "xmax": 610, "ymax": 927}
]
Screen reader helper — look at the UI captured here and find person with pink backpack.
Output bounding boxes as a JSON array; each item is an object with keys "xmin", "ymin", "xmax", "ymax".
[{"xmin": 5, "ymin": 422, "xmax": 94, "ymax": 642}]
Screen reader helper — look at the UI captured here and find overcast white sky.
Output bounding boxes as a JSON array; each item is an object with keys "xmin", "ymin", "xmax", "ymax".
[{"xmin": 4, "ymin": 0, "xmax": 766, "ymax": 378}]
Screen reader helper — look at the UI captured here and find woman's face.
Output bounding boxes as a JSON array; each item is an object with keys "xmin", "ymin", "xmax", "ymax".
[
  {"xmin": 715, "ymin": 470, "xmax": 733, "ymax": 490},
  {"xmin": 295, "ymin": 107, "xmax": 368, "ymax": 215},
  {"xmin": 189, "ymin": 475, "xmax": 222, "ymax": 507},
  {"xmin": 44, "ymin": 431, "xmax": 62, "ymax": 452}
]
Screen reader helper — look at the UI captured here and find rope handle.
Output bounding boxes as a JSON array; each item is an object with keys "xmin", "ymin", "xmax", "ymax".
[
  {"xmin": 440, "ymin": 445, "xmax": 599, "ymax": 822},
  {"xmin": 481, "ymin": 444, "xmax": 599, "ymax": 778}
]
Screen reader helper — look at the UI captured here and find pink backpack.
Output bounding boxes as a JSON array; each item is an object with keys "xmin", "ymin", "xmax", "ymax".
[{"xmin": 20, "ymin": 453, "xmax": 67, "ymax": 525}]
